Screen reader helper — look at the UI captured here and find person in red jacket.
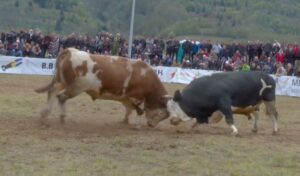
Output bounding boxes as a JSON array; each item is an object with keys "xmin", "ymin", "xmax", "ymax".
[{"xmin": 276, "ymin": 49, "xmax": 285, "ymax": 64}]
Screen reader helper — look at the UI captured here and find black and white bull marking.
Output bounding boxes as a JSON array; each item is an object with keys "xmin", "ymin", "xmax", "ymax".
[{"xmin": 167, "ymin": 71, "xmax": 278, "ymax": 136}]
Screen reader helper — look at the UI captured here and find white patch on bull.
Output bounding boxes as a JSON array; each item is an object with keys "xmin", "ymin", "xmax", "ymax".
[
  {"xmin": 69, "ymin": 48, "xmax": 102, "ymax": 92},
  {"xmin": 230, "ymin": 124, "xmax": 239, "ymax": 135},
  {"xmin": 259, "ymin": 78, "xmax": 272, "ymax": 96},
  {"xmin": 167, "ymin": 99, "xmax": 192, "ymax": 124},
  {"xmin": 69, "ymin": 48, "xmax": 89, "ymax": 68},
  {"xmin": 138, "ymin": 102, "xmax": 145, "ymax": 110},
  {"xmin": 109, "ymin": 56, "xmax": 119, "ymax": 63},
  {"xmin": 140, "ymin": 68, "xmax": 148, "ymax": 77},
  {"xmin": 122, "ymin": 61, "xmax": 133, "ymax": 95}
]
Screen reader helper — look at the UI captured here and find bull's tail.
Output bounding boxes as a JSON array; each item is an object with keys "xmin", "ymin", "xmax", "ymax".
[
  {"xmin": 35, "ymin": 75, "xmax": 56, "ymax": 93},
  {"xmin": 35, "ymin": 48, "xmax": 69, "ymax": 93}
]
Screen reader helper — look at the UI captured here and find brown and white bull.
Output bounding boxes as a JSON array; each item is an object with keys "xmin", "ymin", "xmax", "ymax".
[{"xmin": 35, "ymin": 48, "xmax": 169, "ymax": 127}]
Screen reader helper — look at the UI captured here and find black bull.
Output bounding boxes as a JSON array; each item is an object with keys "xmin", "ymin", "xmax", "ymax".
[{"xmin": 167, "ymin": 71, "xmax": 278, "ymax": 136}]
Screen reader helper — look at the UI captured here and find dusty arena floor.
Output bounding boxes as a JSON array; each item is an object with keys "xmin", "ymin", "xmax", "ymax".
[{"xmin": 0, "ymin": 74, "xmax": 299, "ymax": 176}]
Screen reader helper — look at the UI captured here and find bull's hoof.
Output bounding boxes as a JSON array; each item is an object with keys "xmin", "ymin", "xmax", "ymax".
[
  {"xmin": 251, "ymin": 128, "xmax": 258, "ymax": 134},
  {"xmin": 60, "ymin": 115, "xmax": 66, "ymax": 124},
  {"xmin": 122, "ymin": 118, "xmax": 129, "ymax": 124},
  {"xmin": 170, "ymin": 118, "xmax": 181, "ymax": 126},
  {"xmin": 40, "ymin": 119, "xmax": 50, "ymax": 128},
  {"xmin": 272, "ymin": 131, "xmax": 279, "ymax": 135},
  {"xmin": 40, "ymin": 109, "xmax": 50, "ymax": 119},
  {"xmin": 136, "ymin": 109, "xmax": 144, "ymax": 116},
  {"xmin": 131, "ymin": 124, "xmax": 142, "ymax": 130},
  {"xmin": 231, "ymin": 131, "xmax": 239, "ymax": 137}
]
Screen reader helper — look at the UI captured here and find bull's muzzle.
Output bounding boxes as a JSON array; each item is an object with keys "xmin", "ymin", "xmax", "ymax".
[{"xmin": 170, "ymin": 117, "xmax": 182, "ymax": 126}]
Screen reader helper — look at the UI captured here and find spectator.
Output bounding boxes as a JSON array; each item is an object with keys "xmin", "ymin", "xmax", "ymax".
[
  {"xmin": 276, "ymin": 49, "xmax": 285, "ymax": 64},
  {"xmin": 31, "ymin": 43, "xmax": 42, "ymax": 58},
  {"xmin": 293, "ymin": 44, "xmax": 300, "ymax": 76},
  {"xmin": 10, "ymin": 41, "xmax": 23, "ymax": 57},
  {"xmin": 275, "ymin": 62, "xmax": 287, "ymax": 76},
  {"xmin": 162, "ymin": 54, "xmax": 173, "ymax": 66},
  {"xmin": 262, "ymin": 57, "xmax": 275, "ymax": 74},
  {"xmin": 286, "ymin": 63, "xmax": 294, "ymax": 76},
  {"xmin": 23, "ymin": 42, "xmax": 32, "ymax": 57},
  {"xmin": 177, "ymin": 42, "xmax": 184, "ymax": 64},
  {"xmin": 241, "ymin": 61, "xmax": 250, "ymax": 71},
  {"xmin": 48, "ymin": 34, "xmax": 60, "ymax": 58},
  {"xmin": 0, "ymin": 28, "xmax": 299, "ymax": 78},
  {"xmin": 0, "ymin": 40, "xmax": 8, "ymax": 55}
]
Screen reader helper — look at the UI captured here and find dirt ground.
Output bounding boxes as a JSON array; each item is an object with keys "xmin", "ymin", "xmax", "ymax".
[{"xmin": 0, "ymin": 74, "xmax": 299, "ymax": 176}]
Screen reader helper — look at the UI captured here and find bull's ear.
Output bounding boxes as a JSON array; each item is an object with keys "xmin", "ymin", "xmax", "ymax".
[{"xmin": 173, "ymin": 90, "xmax": 182, "ymax": 102}]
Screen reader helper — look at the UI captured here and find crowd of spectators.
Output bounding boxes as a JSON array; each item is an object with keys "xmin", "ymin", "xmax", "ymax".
[{"xmin": 0, "ymin": 29, "xmax": 299, "ymax": 77}]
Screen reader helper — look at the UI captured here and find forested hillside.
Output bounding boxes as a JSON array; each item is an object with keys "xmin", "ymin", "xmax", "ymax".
[{"xmin": 1, "ymin": 0, "xmax": 300, "ymax": 41}]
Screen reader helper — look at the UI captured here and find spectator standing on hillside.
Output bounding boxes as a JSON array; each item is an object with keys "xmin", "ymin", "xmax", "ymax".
[
  {"xmin": 286, "ymin": 63, "xmax": 294, "ymax": 76},
  {"xmin": 166, "ymin": 39, "xmax": 174, "ymax": 59},
  {"xmin": 275, "ymin": 62, "xmax": 287, "ymax": 76},
  {"xmin": 276, "ymin": 49, "xmax": 285, "ymax": 64},
  {"xmin": 212, "ymin": 42, "xmax": 221, "ymax": 57},
  {"xmin": 263, "ymin": 42, "xmax": 273, "ymax": 57},
  {"xmin": 177, "ymin": 42, "xmax": 184, "ymax": 64},
  {"xmin": 111, "ymin": 34, "xmax": 121, "ymax": 56},
  {"xmin": 23, "ymin": 42, "xmax": 32, "ymax": 57},
  {"xmin": 10, "ymin": 41, "xmax": 23, "ymax": 57},
  {"xmin": 162, "ymin": 54, "xmax": 173, "ymax": 66},
  {"xmin": 246, "ymin": 41, "xmax": 255, "ymax": 63},
  {"xmin": 48, "ymin": 34, "xmax": 60, "ymax": 58},
  {"xmin": 191, "ymin": 41, "xmax": 199, "ymax": 60},
  {"xmin": 0, "ymin": 40, "xmax": 7, "ymax": 55},
  {"xmin": 31, "ymin": 43, "xmax": 42, "ymax": 58},
  {"xmin": 284, "ymin": 45, "xmax": 294, "ymax": 65},
  {"xmin": 262, "ymin": 56, "xmax": 275, "ymax": 74},
  {"xmin": 293, "ymin": 43, "xmax": 300, "ymax": 76}
]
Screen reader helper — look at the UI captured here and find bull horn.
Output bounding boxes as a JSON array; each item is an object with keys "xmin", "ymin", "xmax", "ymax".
[{"xmin": 163, "ymin": 95, "xmax": 173, "ymax": 99}]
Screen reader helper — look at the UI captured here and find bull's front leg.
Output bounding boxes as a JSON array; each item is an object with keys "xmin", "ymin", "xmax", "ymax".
[
  {"xmin": 221, "ymin": 108, "xmax": 239, "ymax": 136},
  {"xmin": 219, "ymin": 103, "xmax": 239, "ymax": 136}
]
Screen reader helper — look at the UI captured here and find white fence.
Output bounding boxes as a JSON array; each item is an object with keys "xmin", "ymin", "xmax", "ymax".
[{"xmin": 1, "ymin": 56, "xmax": 300, "ymax": 97}]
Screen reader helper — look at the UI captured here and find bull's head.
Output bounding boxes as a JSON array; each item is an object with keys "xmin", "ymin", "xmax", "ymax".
[
  {"xmin": 144, "ymin": 95, "xmax": 173, "ymax": 127},
  {"xmin": 166, "ymin": 90, "xmax": 193, "ymax": 126}
]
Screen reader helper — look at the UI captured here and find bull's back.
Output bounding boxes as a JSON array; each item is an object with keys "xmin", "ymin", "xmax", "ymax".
[{"xmin": 182, "ymin": 71, "xmax": 275, "ymax": 108}]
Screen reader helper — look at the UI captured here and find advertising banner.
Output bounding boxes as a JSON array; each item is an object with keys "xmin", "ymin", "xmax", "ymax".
[{"xmin": 1, "ymin": 56, "xmax": 300, "ymax": 97}]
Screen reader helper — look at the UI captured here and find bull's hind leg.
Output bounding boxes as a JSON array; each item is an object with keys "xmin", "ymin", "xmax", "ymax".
[
  {"xmin": 251, "ymin": 111, "xmax": 259, "ymax": 133},
  {"xmin": 264, "ymin": 101, "xmax": 279, "ymax": 135},
  {"xmin": 40, "ymin": 83, "xmax": 64, "ymax": 125},
  {"xmin": 122, "ymin": 102, "xmax": 134, "ymax": 124},
  {"xmin": 57, "ymin": 94, "xmax": 67, "ymax": 124},
  {"xmin": 56, "ymin": 86, "xmax": 85, "ymax": 124}
]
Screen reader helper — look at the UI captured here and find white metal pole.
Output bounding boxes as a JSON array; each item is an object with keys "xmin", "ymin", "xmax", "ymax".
[{"xmin": 128, "ymin": 0, "xmax": 136, "ymax": 58}]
